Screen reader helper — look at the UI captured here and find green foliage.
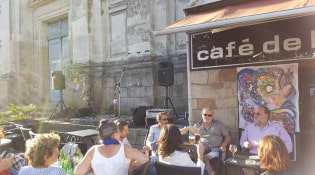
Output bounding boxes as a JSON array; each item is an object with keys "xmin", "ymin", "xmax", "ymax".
[
  {"xmin": 65, "ymin": 63, "xmax": 84, "ymax": 85},
  {"xmin": 0, "ymin": 104, "xmax": 45, "ymax": 124},
  {"xmin": 65, "ymin": 63, "xmax": 89, "ymax": 102}
]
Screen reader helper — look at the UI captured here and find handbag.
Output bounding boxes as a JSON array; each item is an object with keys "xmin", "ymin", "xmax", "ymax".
[
  {"xmin": 60, "ymin": 137, "xmax": 84, "ymax": 173},
  {"xmin": 61, "ymin": 136, "xmax": 83, "ymax": 157},
  {"xmin": 62, "ymin": 142, "xmax": 79, "ymax": 157}
]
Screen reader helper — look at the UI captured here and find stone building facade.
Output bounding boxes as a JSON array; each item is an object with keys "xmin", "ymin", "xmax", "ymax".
[
  {"xmin": 0, "ymin": 0, "xmax": 248, "ymax": 141},
  {"xmin": 0, "ymin": 0, "xmax": 198, "ymax": 117}
]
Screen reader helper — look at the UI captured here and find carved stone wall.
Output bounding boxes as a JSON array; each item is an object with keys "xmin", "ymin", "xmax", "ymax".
[{"xmin": 0, "ymin": 0, "xmax": 189, "ymax": 116}]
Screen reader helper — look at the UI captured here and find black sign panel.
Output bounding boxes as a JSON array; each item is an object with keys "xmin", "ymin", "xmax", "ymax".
[{"xmin": 190, "ymin": 15, "xmax": 315, "ymax": 70}]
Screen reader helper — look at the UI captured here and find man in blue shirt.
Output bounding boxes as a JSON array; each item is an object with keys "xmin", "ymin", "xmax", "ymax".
[
  {"xmin": 145, "ymin": 112, "xmax": 198, "ymax": 156},
  {"xmin": 145, "ymin": 112, "xmax": 169, "ymax": 153}
]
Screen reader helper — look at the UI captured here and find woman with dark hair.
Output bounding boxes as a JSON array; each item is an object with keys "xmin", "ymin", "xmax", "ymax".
[
  {"xmin": 74, "ymin": 119, "xmax": 149, "ymax": 175},
  {"xmin": 157, "ymin": 124, "xmax": 205, "ymax": 175},
  {"xmin": 258, "ymin": 135, "xmax": 292, "ymax": 175}
]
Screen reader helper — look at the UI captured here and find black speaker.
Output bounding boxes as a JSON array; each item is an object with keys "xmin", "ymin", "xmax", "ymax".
[
  {"xmin": 132, "ymin": 106, "xmax": 154, "ymax": 126},
  {"xmin": 52, "ymin": 70, "xmax": 65, "ymax": 90},
  {"xmin": 158, "ymin": 62, "xmax": 174, "ymax": 86}
]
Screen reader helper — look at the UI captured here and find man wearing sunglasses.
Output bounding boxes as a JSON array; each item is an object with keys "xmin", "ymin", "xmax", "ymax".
[
  {"xmin": 193, "ymin": 107, "xmax": 231, "ymax": 175},
  {"xmin": 144, "ymin": 112, "xmax": 196, "ymax": 158},
  {"xmin": 144, "ymin": 112, "xmax": 169, "ymax": 155}
]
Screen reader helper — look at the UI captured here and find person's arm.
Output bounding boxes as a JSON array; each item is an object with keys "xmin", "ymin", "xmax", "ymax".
[
  {"xmin": 125, "ymin": 144, "xmax": 149, "ymax": 167},
  {"xmin": 180, "ymin": 126, "xmax": 189, "ymax": 135},
  {"xmin": 220, "ymin": 134, "xmax": 231, "ymax": 152},
  {"xmin": 0, "ymin": 156, "xmax": 13, "ymax": 172},
  {"xmin": 218, "ymin": 123, "xmax": 231, "ymax": 152},
  {"xmin": 197, "ymin": 142, "xmax": 204, "ymax": 161},
  {"xmin": 278, "ymin": 127, "xmax": 293, "ymax": 153},
  {"xmin": 145, "ymin": 126, "xmax": 155, "ymax": 147},
  {"xmin": 74, "ymin": 146, "xmax": 94, "ymax": 175},
  {"xmin": 180, "ymin": 126, "xmax": 199, "ymax": 135},
  {"xmin": 240, "ymin": 127, "xmax": 250, "ymax": 149}
]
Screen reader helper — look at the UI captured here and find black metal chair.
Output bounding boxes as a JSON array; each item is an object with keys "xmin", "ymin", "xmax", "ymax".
[
  {"xmin": 289, "ymin": 132, "xmax": 297, "ymax": 161},
  {"xmin": 155, "ymin": 161, "xmax": 201, "ymax": 175},
  {"xmin": 29, "ymin": 130, "xmax": 39, "ymax": 139},
  {"xmin": 132, "ymin": 161, "xmax": 150, "ymax": 175},
  {"xmin": 19, "ymin": 127, "xmax": 32, "ymax": 141},
  {"xmin": 209, "ymin": 150, "xmax": 224, "ymax": 174}
]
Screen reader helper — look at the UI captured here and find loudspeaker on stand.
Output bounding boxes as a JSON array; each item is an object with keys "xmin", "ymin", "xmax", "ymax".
[
  {"xmin": 158, "ymin": 62, "xmax": 174, "ymax": 86},
  {"xmin": 52, "ymin": 70, "xmax": 65, "ymax": 90}
]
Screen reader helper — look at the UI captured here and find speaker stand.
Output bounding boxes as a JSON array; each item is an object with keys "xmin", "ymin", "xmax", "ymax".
[
  {"xmin": 49, "ymin": 90, "xmax": 68, "ymax": 121},
  {"xmin": 163, "ymin": 86, "xmax": 178, "ymax": 120}
]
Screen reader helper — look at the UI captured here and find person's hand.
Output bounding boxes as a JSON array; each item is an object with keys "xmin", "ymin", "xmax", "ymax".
[
  {"xmin": 244, "ymin": 141, "xmax": 251, "ymax": 149},
  {"xmin": 1, "ymin": 156, "xmax": 14, "ymax": 170},
  {"xmin": 142, "ymin": 146, "xmax": 150, "ymax": 156},
  {"xmin": 142, "ymin": 146, "xmax": 149, "ymax": 152},
  {"xmin": 220, "ymin": 145, "xmax": 227, "ymax": 152},
  {"xmin": 252, "ymin": 141, "xmax": 258, "ymax": 148},
  {"xmin": 188, "ymin": 126, "xmax": 200, "ymax": 135},
  {"xmin": 142, "ymin": 145, "xmax": 150, "ymax": 151}
]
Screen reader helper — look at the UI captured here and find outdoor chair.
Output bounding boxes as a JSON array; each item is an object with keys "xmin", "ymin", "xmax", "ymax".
[
  {"xmin": 29, "ymin": 130, "xmax": 39, "ymax": 139},
  {"xmin": 19, "ymin": 127, "xmax": 32, "ymax": 141},
  {"xmin": 132, "ymin": 161, "xmax": 150, "ymax": 175},
  {"xmin": 206, "ymin": 148, "xmax": 225, "ymax": 175},
  {"xmin": 289, "ymin": 132, "xmax": 297, "ymax": 161},
  {"xmin": 155, "ymin": 160, "xmax": 201, "ymax": 175}
]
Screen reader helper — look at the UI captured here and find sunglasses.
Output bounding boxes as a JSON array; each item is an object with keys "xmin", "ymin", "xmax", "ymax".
[{"xmin": 203, "ymin": 114, "xmax": 213, "ymax": 117}]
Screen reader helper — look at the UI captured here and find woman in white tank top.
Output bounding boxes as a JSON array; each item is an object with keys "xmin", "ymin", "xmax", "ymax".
[{"xmin": 74, "ymin": 119, "xmax": 149, "ymax": 175}]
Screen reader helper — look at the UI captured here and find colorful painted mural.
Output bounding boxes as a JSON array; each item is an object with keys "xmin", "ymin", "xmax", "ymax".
[{"xmin": 237, "ymin": 63, "xmax": 300, "ymax": 132}]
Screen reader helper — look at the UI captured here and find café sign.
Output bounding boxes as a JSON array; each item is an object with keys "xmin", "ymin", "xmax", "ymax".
[{"xmin": 190, "ymin": 15, "xmax": 315, "ymax": 70}]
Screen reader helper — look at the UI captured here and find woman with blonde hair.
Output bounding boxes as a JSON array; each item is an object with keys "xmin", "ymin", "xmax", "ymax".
[
  {"xmin": 19, "ymin": 133, "xmax": 65, "ymax": 175},
  {"xmin": 258, "ymin": 135, "xmax": 292, "ymax": 175}
]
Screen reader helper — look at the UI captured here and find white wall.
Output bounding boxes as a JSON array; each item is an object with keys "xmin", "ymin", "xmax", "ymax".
[{"xmin": 0, "ymin": 0, "xmax": 11, "ymax": 75}]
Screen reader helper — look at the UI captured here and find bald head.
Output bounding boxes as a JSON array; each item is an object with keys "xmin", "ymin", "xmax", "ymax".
[{"xmin": 254, "ymin": 106, "xmax": 270, "ymax": 128}]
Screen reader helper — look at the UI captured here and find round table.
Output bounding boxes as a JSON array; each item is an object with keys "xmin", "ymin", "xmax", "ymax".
[
  {"xmin": 0, "ymin": 138, "xmax": 12, "ymax": 146},
  {"xmin": 0, "ymin": 138, "xmax": 12, "ymax": 152}
]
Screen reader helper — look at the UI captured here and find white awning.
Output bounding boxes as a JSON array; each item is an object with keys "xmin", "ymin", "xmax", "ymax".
[{"xmin": 153, "ymin": 0, "xmax": 315, "ymax": 36}]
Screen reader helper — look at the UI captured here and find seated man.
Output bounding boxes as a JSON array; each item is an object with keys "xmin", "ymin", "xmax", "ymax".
[
  {"xmin": 145, "ymin": 112, "xmax": 196, "ymax": 158},
  {"xmin": 114, "ymin": 118, "xmax": 131, "ymax": 146},
  {"xmin": 240, "ymin": 105, "xmax": 292, "ymax": 154},
  {"xmin": 145, "ymin": 112, "xmax": 169, "ymax": 156},
  {"xmin": 193, "ymin": 107, "xmax": 231, "ymax": 175}
]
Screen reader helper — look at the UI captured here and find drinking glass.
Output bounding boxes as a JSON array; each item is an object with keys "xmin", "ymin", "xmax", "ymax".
[
  {"xmin": 229, "ymin": 144, "xmax": 238, "ymax": 163},
  {"xmin": 188, "ymin": 134, "xmax": 195, "ymax": 144}
]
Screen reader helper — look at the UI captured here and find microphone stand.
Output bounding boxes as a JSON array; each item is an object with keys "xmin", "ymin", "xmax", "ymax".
[
  {"xmin": 113, "ymin": 70, "xmax": 124, "ymax": 118},
  {"xmin": 87, "ymin": 83, "xmax": 96, "ymax": 117}
]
